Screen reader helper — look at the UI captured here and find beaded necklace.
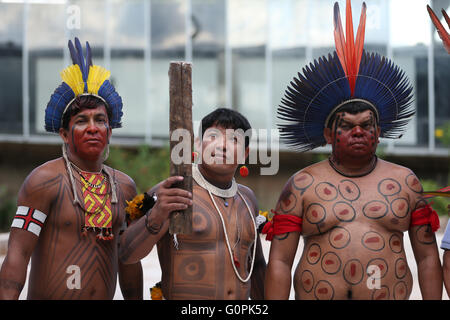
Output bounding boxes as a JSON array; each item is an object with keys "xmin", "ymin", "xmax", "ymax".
[
  {"xmin": 192, "ymin": 165, "xmax": 257, "ymax": 283},
  {"xmin": 62, "ymin": 144, "xmax": 117, "ymax": 240}
]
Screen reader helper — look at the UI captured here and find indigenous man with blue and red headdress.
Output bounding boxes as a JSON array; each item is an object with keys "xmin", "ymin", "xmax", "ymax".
[
  {"xmin": 0, "ymin": 38, "xmax": 143, "ymax": 299},
  {"xmin": 265, "ymin": 0, "xmax": 443, "ymax": 300}
]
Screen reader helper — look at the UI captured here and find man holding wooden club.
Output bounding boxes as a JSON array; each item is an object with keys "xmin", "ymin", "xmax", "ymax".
[
  {"xmin": 119, "ymin": 107, "xmax": 266, "ymax": 299},
  {"xmin": 119, "ymin": 63, "xmax": 265, "ymax": 300}
]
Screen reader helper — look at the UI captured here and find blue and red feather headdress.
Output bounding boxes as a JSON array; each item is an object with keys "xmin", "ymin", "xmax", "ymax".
[
  {"xmin": 277, "ymin": 0, "xmax": 414, "ymax": 152},
  {"xmin": 45, "ymin": 37, "xmax": 123, "ymax": 133}
]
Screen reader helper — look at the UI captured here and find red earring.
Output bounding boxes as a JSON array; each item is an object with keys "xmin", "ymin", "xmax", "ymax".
[
  {"xmin": 192, "ymin": 151, "xmax": 199, "ymax": 164},
  {"xmin": 239, "ymin": 165, "xmax": 249, "ymax": 177}
]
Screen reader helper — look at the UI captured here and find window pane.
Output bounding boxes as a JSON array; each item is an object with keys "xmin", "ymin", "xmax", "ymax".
[
  {"xmin": 149, "ymin": 0, "xmax": 185, "ymax": 138},
  {"xmin": 0, "ymin": 3, "xmax": 23, "ymax": 134},
  {"xmin": 192, "ymin": 0, "xmax": 226, "ymax": 128}
]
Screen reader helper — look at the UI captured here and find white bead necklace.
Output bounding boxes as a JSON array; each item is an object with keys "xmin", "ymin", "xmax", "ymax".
[{"xmin": 192, "ymin": 165, "xmax": 257, "ymax": 283}]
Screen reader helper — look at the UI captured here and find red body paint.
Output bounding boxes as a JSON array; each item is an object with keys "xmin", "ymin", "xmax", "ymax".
[
  {"xmin": 376, "ymin": 292, "xmax": 387, "ymax": 300},
  {"xmin": 350, "ymin": 263, "xmax": 356, "ymax": 277},
  {"xmin": 318, "ymin": 288, "xmax": 328, "ymax": 294},
  {"xmin": 334, "ymin": 233, "xmax": 344, "ymax": 241},
  {"xmin": 366, "ymin": 236, "xmax": 380, "ymax": 243},
  {"xmin": 65, "ymin": 105, "xmax": 110, "ymax": 162}
]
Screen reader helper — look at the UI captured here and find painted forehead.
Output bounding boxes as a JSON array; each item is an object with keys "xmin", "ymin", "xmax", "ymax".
[
  {"xmin": 335, "ymin": 109, "xmax": 377, "ymax": 124},
  {"xmin": 71, "ymin": 104, "xmax": 108, "ymax": 118}
]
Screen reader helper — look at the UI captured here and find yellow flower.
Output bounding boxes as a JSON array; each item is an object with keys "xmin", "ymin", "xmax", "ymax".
[
  {"xmin": 151, "ymin": 283, "xmax": 163, "ymax": 300},
  {"xmin": 259, "ymin": 210, "xmax": 272, "ymax": 221},
  {"xmin": 125, "ymin": 193, "xmax": 145, "ymax": 220},
  {"xmin": 435, "ymin": 128, "xmax": 444, "ymax": 138}
]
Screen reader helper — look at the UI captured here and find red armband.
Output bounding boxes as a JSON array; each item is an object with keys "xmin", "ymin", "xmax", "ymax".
[
  {"xmin": 262, "ymin": 213, "xmax": 303, "ymax": 241},
  {"xmin": 410, "ymin": 204, "xmax": 440, "ymax": 232}
]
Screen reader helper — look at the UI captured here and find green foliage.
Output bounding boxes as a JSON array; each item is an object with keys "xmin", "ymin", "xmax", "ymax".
[
  {"xmin": 313, "ymin": 152, "xmax": 328, "ymax": 162},
  {"xmin": 375, "ymin": 144, "xmax": 386, "ymax": 159},
  {"xmin": 420, "ymin": 179, "xmax": 450, "ymax": 216},
  {"xmin": 435, "ymin": 122, "xmax": 450, "ymax": 147},
  {"xmin": 0, "ymin": 185, "xmax": 16, "ymax": 232},
  {"xmin": 106, "ymin": 145, "xmax": 171, "ymax": 194}
]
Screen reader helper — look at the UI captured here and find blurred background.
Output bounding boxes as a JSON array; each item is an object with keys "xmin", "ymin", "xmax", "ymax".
[{"xmin": 0, "ymin": 0, "xmax": 449, "ymax": 231}]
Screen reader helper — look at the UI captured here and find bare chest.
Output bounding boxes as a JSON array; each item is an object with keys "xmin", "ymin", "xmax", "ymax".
[
  {"xmin": 44, "ymin": 178, "xmax": 125, "ymax": 238},
  {"xmin": 301, "ymin": 177, "xmax": 412, "ymax": 237},
  {"xmin": 177, "ymin": 192, "xmax": 256, "ymax": 246},
  {"xmin": 160, "ymin": 191, "xmax": 256, "ymax": 299}
]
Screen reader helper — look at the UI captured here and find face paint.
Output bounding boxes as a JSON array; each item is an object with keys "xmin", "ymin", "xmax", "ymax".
[
  {"xmin": 331, "ymin": 110, "xmax": 379, "ymax": 165},
  {"xmin": 66, "ymin": 105, "xmax": 110, "ymax": 161},
  {"xmin": 332, "ymin": 114, "xmax": 342, "ymax": 164},
  {"xmin": 70, "ymin": 124, "xmax": 78, "ymax": 154}
]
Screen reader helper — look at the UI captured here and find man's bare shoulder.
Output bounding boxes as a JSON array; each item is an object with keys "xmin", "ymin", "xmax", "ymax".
[
  {"xmin": 22, "ymin": 158, "xmax": 66, "ymax": 188},
  {"xmin": 103, "ymin": 165, "xmax": 137, "ymax": 198},
  {"xmin": 377, "ymin": 158, "xmax": 416, "ymax": 177},
  {"xmin": 288, "ymin": 160, "xmax": 328, "ymax": 186},
  {"xmin": 104, "ymin": 165, "xmax": 135, "ymax": 187},
  {"xmin": 17, "ymin": 158, "xmax": 67, "ymax": 209},
  {"xmin": 237, "ymin": 183, "xmax": 257, "ymax": 206}
]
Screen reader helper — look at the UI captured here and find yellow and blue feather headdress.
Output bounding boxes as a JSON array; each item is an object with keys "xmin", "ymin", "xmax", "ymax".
[
  {"xmin": 277, "ymin": 0, "xmax": 414, "ymax": 152},
  {"xmin": 45, "ymin": 37, "xmax": 123, "ymax": 132}
]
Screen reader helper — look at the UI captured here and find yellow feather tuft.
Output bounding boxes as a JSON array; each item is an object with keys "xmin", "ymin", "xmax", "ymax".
[
  {"xmin": 87, "ymin": 65, "xmax": 111, "ymax": 94},
  {"xmin": 61, "ymin": 65, "xmax": 84, "ymax": 96}
]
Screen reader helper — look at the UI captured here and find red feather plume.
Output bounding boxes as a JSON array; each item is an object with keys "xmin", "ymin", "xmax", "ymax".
[
  {"xmin": 422, "ymin": 186, "xmax": 450, "ymax": 199},
  {"xmin": 443, "ymin": 9, "xmax": 450, "ymax": 29},
  {"xmin": 427, "ymin": 5, "xmax": 450, "ymax": 54},
  {"xmin": 333, "ymin": 0, "xmax": 367, "ymax": 96}
]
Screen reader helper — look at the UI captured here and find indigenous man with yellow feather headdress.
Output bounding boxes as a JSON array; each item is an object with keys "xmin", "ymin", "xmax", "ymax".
[{"xmin": 0, "ymin": 38, "xmax": 143, "ymax": 299}]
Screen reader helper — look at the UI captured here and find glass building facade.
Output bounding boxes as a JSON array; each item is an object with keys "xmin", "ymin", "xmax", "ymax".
[{"xmin": 0, "ymin": 0, "xmax": 449, "ymax": 156}]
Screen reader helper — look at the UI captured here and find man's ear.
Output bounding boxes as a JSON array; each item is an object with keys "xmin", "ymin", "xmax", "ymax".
[
  {"xmin": 59, "ymin": 127, "xmax": 69, "ymax": 144},
  {"xmin": 324, "ymin": 127, "xmax": 333, "ymax": 144}
]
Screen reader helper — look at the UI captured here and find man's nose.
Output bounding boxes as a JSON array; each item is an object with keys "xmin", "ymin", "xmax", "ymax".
[
  {"xmin": 213, "ymin": 134, "xmax": 227, "ymax": 150},
  {"xmin": 86, "ymin": 119, "xmax": 99, "ymax": 133},
  {"xmin": 351, "ymin": 126, "xmax": 364, "ymax": 136}
]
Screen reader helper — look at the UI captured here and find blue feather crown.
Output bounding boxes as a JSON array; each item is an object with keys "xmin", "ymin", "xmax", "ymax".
[
  {"xmin": 277, "ymin": 1, "xmax": 414, "ymax": 152},
  {"xmin": 45, "ymin": 37, "xmax": 123, "ymax": 133},
  {"xmin": 277, "ymin": 51, "xmax": 414, "ymax": 152}
]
